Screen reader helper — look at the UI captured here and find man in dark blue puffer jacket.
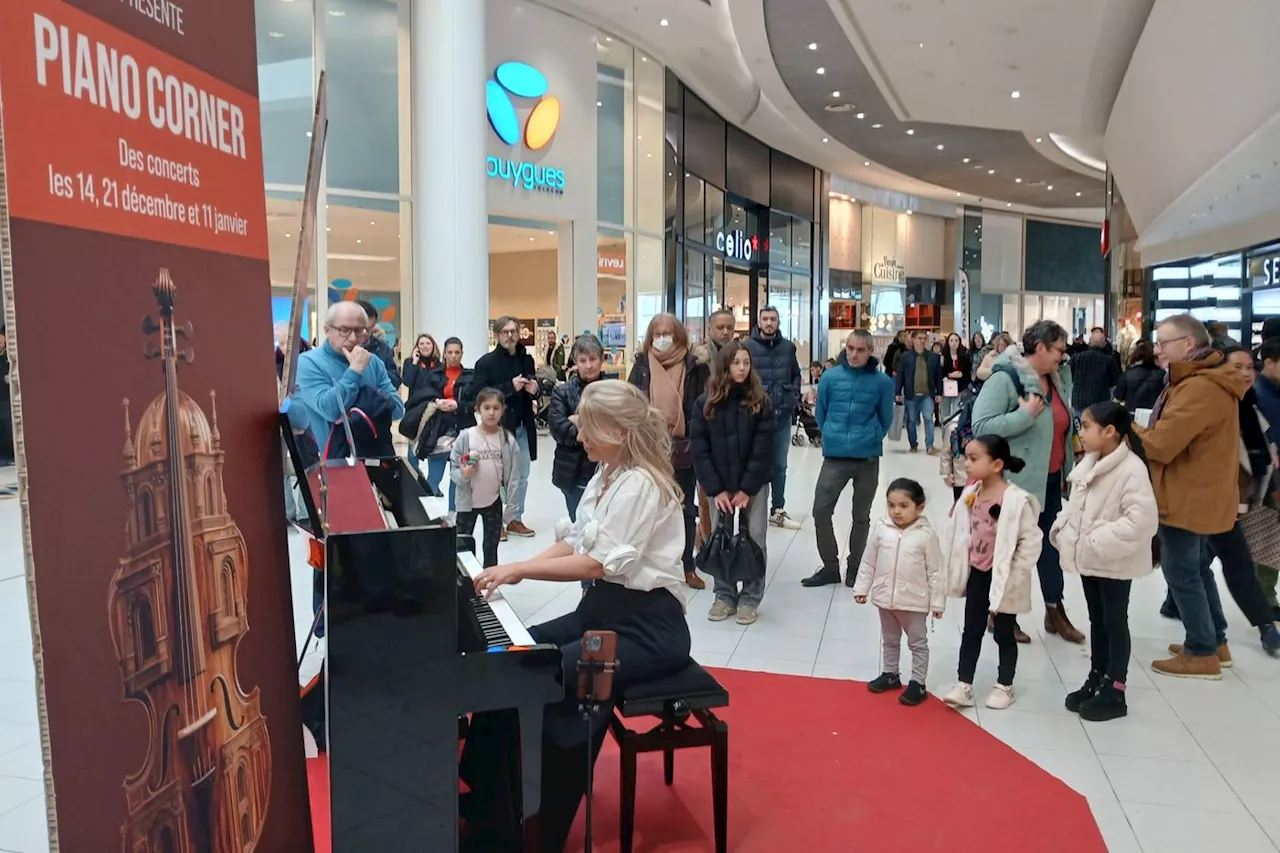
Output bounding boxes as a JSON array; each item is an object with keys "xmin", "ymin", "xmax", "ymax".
[
  {"xmin": 803, "ymin": 329, "xmax": 894, "ymax": 588},
  {"xmin": 744, "ymin": 306, "xmax": 803, "ymax": 529}
]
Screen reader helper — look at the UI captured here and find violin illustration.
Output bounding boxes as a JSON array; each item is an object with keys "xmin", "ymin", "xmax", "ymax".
[{"xmin": 108, "ymin": 270, "xmax": 271, "ymax": 852}]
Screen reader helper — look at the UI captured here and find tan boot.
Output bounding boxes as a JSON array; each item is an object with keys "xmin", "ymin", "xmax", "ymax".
[
  {"xmin": 1044, "ymin": 603, "xmax": 1086, "ymax": 644},
  {"xmin": 685, "ymin": 571, "xmax": 706, "ymax": 590},
  {"xmin": 1168, "ymin": 642, "xmax": 1233, "ymax": 668},
  {"xmin": 1152, "ymin": 652, "xmax": 1223, "ymax": 680}
]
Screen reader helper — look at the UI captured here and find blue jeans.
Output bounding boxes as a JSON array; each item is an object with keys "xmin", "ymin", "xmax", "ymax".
[
  {"xmin": 513, "ymin": 425, "xmax": 531, "ymax": 523},
  {"xmin": 771, "ymin": 420, "xmax": 791, "ymax": 512},
  {"xmin": 425, "ymin": 454, "xmax": 456, "ymax": 510},
  {"xmin": 1159, "ymin": 524, "xmax": 1229, "ymax": 656},
  {"xmin": 903, "ymin": 396, "xmax": 936, "ymax": 449}
]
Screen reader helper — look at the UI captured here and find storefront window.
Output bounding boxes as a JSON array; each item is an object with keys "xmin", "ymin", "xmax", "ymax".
[
  {"xmin": 792, "ymin": 219, "xmax": 813, "ymax": 272},
  {"xmin": 597, "ymin": 38, "xmax": 632, "ymax": 228},
  {"xmin": 597, "ymin": 228, "xmax": 629, "ymax": 367},
  {"xmin": 770, "ymin": 211, "xmax": 792, "ymax": 268},
  {"xmin": 684, "ymin": 248, "xmax": 707, "ymax": 342},
  {"xmin": 684, "ymin": 174, "xmax": 705, "ymax": 243},
  {"xmin": 635, "ymin": 234, "xmax": 665, "ymax": 347},
  {"xmin": 327, "ymin": 194, "xmax": 406, "ymax": 351},
  {"xmin": 635, "ymin": 52, "xmax": 666, "ymax": 235},
  {"xmin": 256, "ymin": 0, "xmax": 314, "ymax": 187},
  {"xmin": 761, "ymin": 271, "xmax": 811, "ymax": 366},
  {"xmin": 704, "ymin": 184, "xmax": 725, "ymax": 248}
]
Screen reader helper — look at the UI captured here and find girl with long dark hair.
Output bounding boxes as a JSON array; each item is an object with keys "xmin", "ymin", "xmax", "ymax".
[
  {"xmin": 1050, "ymin": 402, "xmax": 1159, "ymax": 721},
  {"xmin": 691, "ymin": 341, "xmax": 775, "ymax": 624},
  {"xmin": 940, "ymin": 332, "xmax": 971, "ymax": 421}
]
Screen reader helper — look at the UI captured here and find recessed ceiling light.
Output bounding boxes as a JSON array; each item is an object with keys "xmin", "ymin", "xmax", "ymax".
[
  {"xmin": 906, "ymin": 129, "xmax": 915, "ymax": 135},
  {"xmin": 988, "ymin": 169, "xmax": 995, "ymax": 175},
  {"xmin": 647, "ymin": 153, "xmax": 652, "ymax": 157},
  {"xmin": 548, "ymin": 230, "xmax": 555, "ymax": 235},
  {"xmin": 641, "ymin": 56, "xmax": 647, "ymax": 62},
  {"xmin": 356, "ymin": 238, "xmax": 362, "ymax": 243},
  {"xmin": 1047, "ymin": 185, "xmax": 1053, "ymax": 191},
  {"xmin": 1015, "ymin": 178, "xmax": 1022, "ymax": 183},
  {"xmin": 1076, "ymin": 191, "xmax": 1082, "ymax": 197},
  {"xmin": 369, "ymin": 220, "xmax": 375, "ymax": 225},
  {"xmin": 1010, "ymin": 90, "xmax": 1020, "ymax": 98},
  {"xmin": 832, "ymin": 90, "xmax": 840, "ymax": 97},
  {"xmin": 822, "ymin": 137, "xmax": 829, "ymax": 143},
  {"xmin": 855, "ymin": 112, "xmax": 865, "ymax": 119},
  {"xmin": 871, "ymin": 123, "xmax": 882, "ymax": 129},
  {"xmin": 956, "ymin": 192, "xmax": 962, "ymax": 197},
  {"xmin": 285, "ymin": 233, "xmax": 291, "ymax": 238},
  {"xmin": 864, "ymin": 161, "xmax": 870, "ymax": 166},
  {"xmin": 816, "ymin": 67, "xmax": 826, "ymax": 75},
  {"xmin": 328, "ymin": 8, "xmax": 345, "ymax": 16},
  {"xmin": 808, "ymin": 42, "xmax": 818, "ymax": 50},
  {"xmin": 597, "ymin": 101, "xmax": 602, "ymax": 107},
  {"xmin": 606, "ymin": 36, "xmax": 612, "ymax": 42},
  {"xmin": 962, "ymin": 157, "xmax": 970, "ymax": 163},
  {"xmin": 305, "ymin": 131, "xmax": 312, "ymax": 138},
  {"xmin": 1035, "ymin": 137, "xmax": 1043, "ymax": 143},
  {"xmin": 326, "ymin": 227, "xmax": 331, "ymax": 232},
  {"xmin": 906, "ymin": 210, "xmax": 914, "ymax": 215},
  {"xmin": 1007, "ymin": 202, "xmax": 1013, "ymax": 207},
  {"xmin": 660, "ymin": 18, "xmax": 669, "ymax": 26},
  {"xmin": 936, "ymin": 144, "xmax": 945, "ymax": 150},
  {"xmin": 268, "ymin": 31, "xmax": 284, "ymax": 38}
]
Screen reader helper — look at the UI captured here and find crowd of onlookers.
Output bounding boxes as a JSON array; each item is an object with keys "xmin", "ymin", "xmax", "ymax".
[{"xmin": 281, "ymin": 298, "xmax": 1280, "ymax": 719}]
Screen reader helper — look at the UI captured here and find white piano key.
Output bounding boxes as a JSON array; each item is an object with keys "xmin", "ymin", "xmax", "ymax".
[{"xmin": 457, "ymin": 551, "xmax": 536, "ymax": 647}]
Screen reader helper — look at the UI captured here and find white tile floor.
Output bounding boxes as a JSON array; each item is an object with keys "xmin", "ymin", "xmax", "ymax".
[{"xmin": 2, "ymin": 436, "xmax": 1280, "ymax": 852}]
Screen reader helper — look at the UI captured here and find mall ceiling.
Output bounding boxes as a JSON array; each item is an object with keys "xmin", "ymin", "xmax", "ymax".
[{"xmin": 762, "ymin": 0, "xmax": 1124, "ymax": 208}]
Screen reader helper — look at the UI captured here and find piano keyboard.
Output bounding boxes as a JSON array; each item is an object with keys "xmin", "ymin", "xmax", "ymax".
[{"xmin": 456, "ymin": 550, "xmax": 536, "ymax": 648}]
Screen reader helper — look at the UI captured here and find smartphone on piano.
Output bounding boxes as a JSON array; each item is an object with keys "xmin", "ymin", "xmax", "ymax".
[{"xmin": 577, "ymin": 630, "xmax": 618, "ymax": 702}]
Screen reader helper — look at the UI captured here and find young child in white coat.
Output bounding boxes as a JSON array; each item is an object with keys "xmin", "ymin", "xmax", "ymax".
[
  {"xmin": 942, "ymin": 434, "xmax": 1043, "ymax": 711},
  {"xmin": 1049, "ymin": 401, "xmax": 1158, "ymax": 721},
  {"xmin": 853, "ymin": 478, "xmax": 945, "ymax": 706}
]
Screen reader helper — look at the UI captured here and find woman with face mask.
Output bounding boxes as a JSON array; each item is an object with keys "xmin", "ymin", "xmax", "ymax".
[{"xmin": 628, "ymin": 313, "xmax": 711, "ymax": 588}]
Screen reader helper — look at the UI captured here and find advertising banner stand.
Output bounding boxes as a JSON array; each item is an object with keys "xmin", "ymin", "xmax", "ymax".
[{"xmin": 0, "ymin": 0, "xmax": 316, "ymax": 849}]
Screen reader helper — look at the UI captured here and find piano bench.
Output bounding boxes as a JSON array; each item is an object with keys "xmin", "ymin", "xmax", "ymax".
[{"xmin": 606, "ymin": 659, "xmax": 729, "ymax": 853}]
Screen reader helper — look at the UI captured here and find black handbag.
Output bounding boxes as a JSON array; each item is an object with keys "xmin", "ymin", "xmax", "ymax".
[{"xmin": 695, "ymin": 509, "xmax": 766, "ymax": 585}]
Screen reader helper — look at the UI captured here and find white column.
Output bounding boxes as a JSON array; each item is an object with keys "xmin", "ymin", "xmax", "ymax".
[{"xmin": 412, "ymin": 0, "xmax": 489, "ymax": 355}]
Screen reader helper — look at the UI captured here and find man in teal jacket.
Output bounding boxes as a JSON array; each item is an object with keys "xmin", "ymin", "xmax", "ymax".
[
  {"xmin": 802, "ymin": 330, "xmax": 895, "ymax": 588},
  {"xmin": 971, "ymin": 320, "xmax": 1084, "ymax": 643},
  {"xmin": 295, "ymin": 301, "xmax": 405, "ymax": 455}
]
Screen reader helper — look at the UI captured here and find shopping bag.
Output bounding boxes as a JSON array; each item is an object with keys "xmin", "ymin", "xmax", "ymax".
[
  {"xmin": 943, "ymin": 378, "xmax": 959, "ymax": 398},
  {"xmin": 888, "ymin": 403, "xmax": 905, "ymax": 443}
]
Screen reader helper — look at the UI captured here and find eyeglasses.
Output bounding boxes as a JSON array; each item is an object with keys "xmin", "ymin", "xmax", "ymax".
[
  {"xmin": 1154, "ymin": 334, "xmax": 1189, "ymax": 349},
  {"xmin": 329, "ymin": 326, "xmax": 366, "ymax": 338},
  {"xmin": 498, "ymin": 328, "xmax": 519, "ymax": 337}
]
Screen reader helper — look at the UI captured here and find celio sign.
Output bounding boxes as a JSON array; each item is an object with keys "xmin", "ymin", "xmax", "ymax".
[
  {"xmin": 716, "ymin": 230, "xmax": 757, "ymax": 262},
  {"xmin": 1260, "ymin": 255, "xmax": 1280, "ymax": 287}
]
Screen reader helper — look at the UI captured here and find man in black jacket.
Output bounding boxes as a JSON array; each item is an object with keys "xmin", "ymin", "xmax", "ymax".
[
  {"xmin": 893, "ymin": 330, "xmax": 942, "ymax": 453},
  {"xmin": 473, "ymin": 316, "xmax": 540, "ymax": 537},
  {"xmin": 1069, "ymin": 327, "xmax": 1120, "ymax": 417},
  {"xmin": 744, "ymin": 306, "xmax": 802, "ymax": 529},
  {"xmin": 355, "ymin": 300, "xmax": 402, "ymax": 388}
]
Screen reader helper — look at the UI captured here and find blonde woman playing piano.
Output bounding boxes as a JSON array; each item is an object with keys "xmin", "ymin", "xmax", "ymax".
[{"xmin": 471, "ymin": 380, "xmax": 692, "ymax": 852}]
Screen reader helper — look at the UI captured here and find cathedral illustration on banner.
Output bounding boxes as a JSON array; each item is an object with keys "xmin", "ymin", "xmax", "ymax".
[{"xmin": 108, "ymin": 271, "xmax": 271, "ymax": 852}]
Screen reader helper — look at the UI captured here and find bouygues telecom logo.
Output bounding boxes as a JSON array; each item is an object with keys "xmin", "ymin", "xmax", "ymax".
[{"xmin": 485, "ymin": 62, "xmax": 567, "ymax": 195}]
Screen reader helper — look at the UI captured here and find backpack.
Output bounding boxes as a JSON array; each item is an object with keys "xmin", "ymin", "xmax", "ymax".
[{"xmin": 952, "ymin": 365, "xmax": 1026, "ymax": 456}]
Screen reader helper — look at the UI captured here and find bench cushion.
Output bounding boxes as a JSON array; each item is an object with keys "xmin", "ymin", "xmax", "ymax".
[{"xmin": 616, "ymin": 658, "xmax": 728, "ymax": 717}]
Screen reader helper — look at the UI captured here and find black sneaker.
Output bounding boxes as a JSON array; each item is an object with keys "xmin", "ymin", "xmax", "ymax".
[
  {"xmin": 898, "ymin": 680, "xmax": 928, "ymax": 706},
  {"xmin": 800, "ymin": 567, "xmax": 841, "ymax": 588},
  {"xmin": 866, "ymin": 672, "xmax": 902, "ymax": 694},
  {"xmin": 1065, "ymin": 670, "xmax": 1103, "ymax": 713},
  {"xmin": 1079, "ymin": 682, "xmax": 1127, "ymax": 722}
]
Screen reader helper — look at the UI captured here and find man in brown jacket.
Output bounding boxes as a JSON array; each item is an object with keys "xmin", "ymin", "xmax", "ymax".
[{"xmin": 1137, "ymin": 315, "xmax": 1280, "ymax": 679}]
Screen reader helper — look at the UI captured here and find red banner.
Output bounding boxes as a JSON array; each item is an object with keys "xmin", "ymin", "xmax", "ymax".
[{"xmin": 0, "ymin": 1, "xmax": 312, "ymax": 850}]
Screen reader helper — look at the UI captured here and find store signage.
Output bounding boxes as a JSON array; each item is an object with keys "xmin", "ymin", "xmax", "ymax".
[
  {"xmin": 1261, "ymin": 255, "xmax": 1280, "ymax": 287},
  {"xmin": 485, "ymin": 61, "xmax": 566, "ymax": 194},
  {"xmin": 872, "ymin": 255, "xmax": 906, "ymax": 283},
  {"xmin": 716, "ymin": 229, "xmax": 757, "ymax": 262},
  {"xmin": 598, "ymin": 252, "xmax": 626, "ymax": 276}
]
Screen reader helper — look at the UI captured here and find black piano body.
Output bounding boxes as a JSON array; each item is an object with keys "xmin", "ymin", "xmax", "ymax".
[{"xmin": 279, "ymin": 418, "xmax": 562, "ymax": 850}]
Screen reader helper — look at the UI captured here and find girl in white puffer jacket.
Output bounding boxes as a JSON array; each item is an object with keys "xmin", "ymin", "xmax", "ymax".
[
  {"xmin": 1050, "ymin": 401, "xmax": 1158, "ymax": 723},
  {"xmin": 853, "ymin": 478, "xmax": 944, "ymax": 707}
]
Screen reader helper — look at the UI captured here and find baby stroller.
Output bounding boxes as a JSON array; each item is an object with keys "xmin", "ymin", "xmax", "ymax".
[
  {"xmin": 792, "ymin": 400, "xmax": 822, "ymax": 447},
  {"xmin": 532, "ymin": 364, "xmax": 559, "ymax": 433}
]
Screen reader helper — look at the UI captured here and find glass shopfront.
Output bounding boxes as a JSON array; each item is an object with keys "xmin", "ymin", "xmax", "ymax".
[
  {"xmin": 663, "ymin": 74, "xmax": 822, "ymax": 367},
  {"xmin": 1144, "ymin": 240, "xmax": 1280, "ymax": 348}
]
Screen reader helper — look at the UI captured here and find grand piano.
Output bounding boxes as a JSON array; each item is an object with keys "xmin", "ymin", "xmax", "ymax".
[{"xmin": 280, "ymin": 412, "xmax": 562, "ymax": 850}]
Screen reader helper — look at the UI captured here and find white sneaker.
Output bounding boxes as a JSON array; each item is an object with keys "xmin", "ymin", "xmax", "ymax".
[
  {"xmin": 770, "ymin": 509, "xmax": 802, "ymax": 530},
  {"xmin": 943, "ymin": 682, "xmax": 975, "ymax": 707},
  {"xmin": 707, "ymin": 600, "xmax": 737, "ymax": 622},
  {"xmin": 985, "ymin": 684, "xmax": 1016, "ymax": 710}
]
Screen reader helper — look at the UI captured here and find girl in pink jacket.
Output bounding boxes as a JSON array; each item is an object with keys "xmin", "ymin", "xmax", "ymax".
[{"xmin": 1049, "ymin": 401, "xmax": 1158, "ymax": 722}]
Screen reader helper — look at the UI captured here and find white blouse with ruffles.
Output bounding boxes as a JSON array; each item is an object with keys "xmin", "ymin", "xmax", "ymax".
[{"xmin": 554, "ymin": 466, "xmax": 687, "ymax": 611}]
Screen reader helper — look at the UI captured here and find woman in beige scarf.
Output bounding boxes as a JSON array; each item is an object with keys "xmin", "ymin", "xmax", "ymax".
[{"xmin": 629, "ymin": 314, "xmax": 711, "ymax": 588}]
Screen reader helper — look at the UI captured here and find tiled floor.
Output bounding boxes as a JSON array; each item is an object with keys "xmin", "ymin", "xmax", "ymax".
[{"xmin": 3, "ymin": 438, "xmax": 1280, "ymax": 852}]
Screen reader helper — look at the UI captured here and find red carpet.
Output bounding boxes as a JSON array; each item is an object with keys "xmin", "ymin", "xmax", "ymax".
[{"xmin": 308, "ymin": 668, "xmax": 1105, "ymax": 852}]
